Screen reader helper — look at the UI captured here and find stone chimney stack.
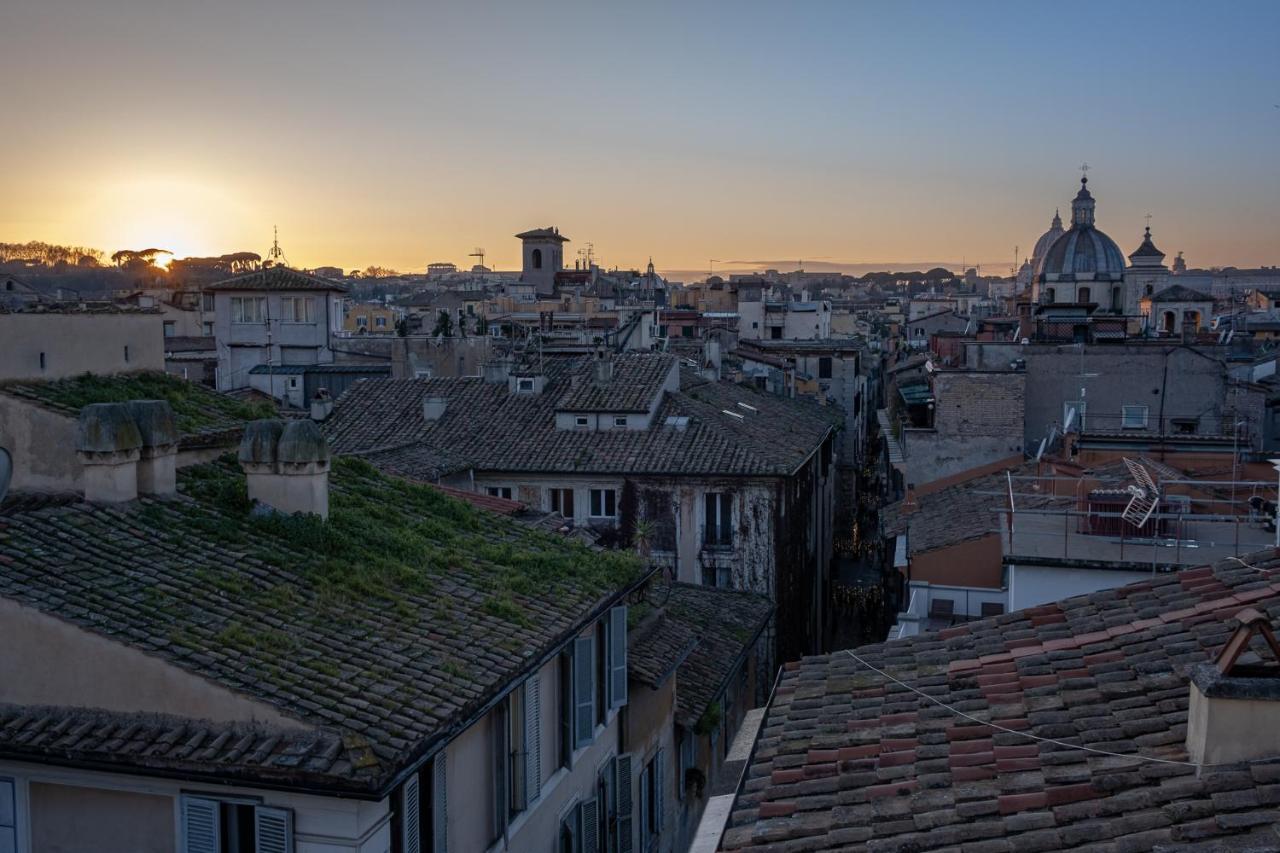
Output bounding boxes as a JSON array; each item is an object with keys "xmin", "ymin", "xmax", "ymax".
[
  {"xmin": 310, "ymin": 388, "xmax": 334, "ymax": 422},
  {"xmin": 76, "ymin": 403, "xmax": 143, "ymax": 503},
  {"xmin": 238, "ymin": 419, "xmax": 331, "ymax": 519},
  {"xmin": 127, "ymin": 400, "xmax": 179, "ymax": 496},
  {"xmin": 483, "ymin": 359, "xmax": 511, "ymax": 384},
  {"xmin": 593, "ymin": 347, "xmax": 614, "ymax": 385},
  {"xmin": 1186, "ymin": 607, "xmax": 1280, "ymax": 765}
]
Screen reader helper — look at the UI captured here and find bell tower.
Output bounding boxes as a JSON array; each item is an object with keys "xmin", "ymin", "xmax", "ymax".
[{"xmin": 515, "ymin": 227, "xmax": 569, "ymax": 296}]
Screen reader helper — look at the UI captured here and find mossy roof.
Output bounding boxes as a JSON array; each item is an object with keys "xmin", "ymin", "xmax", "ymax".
[
  {"xmin": 0, "ymin": 456, "xmax": 645, "ymax": 794},
  {"xmin": 0, "ymin": 371, "xmax": 275, "ymax": 447}
]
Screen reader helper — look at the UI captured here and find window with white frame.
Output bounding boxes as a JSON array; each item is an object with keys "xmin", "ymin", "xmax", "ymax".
[
  {"xmin": 560, "ymin": 608, "xmax": 627, "ymax": 761},
  {"xmin": 280, "ymin": 296, "xmax": 313, "ymax": 323},
  {"xmin": 180, "ymin": 794, "xmax": 294, "ymax": 853},
  {"xmin": 575, "ymin": 416, "xmax": 590, "ymax": 428},
  {"xmin": 231, "ymin": 296, "xmax": 267, "ymax": 324},
  {"xmin": 589, "ymin": 489, "xmax": 617, "ymax": 519},
  {"xmin": 549, "ymin": 488, "xmax": 575, "ymax": 517},
  {"xmin": 1121, "ymin": 405, "xmax": 1149, "ymax": 429},
  {"xmin": 202, "ymin": 292, "xmax": 216, "ymax": 312},
  {"xmin": 613, "ymin": 416, "xmax": 628, "ymax": 428}
]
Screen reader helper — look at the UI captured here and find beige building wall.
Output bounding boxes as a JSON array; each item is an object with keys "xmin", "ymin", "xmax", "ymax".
[
  {"xmin": 0, "ymin": 396, "xmax": 80, "ymax": 492},
  {"xmin": 0, "ymin": 313, "xmax": 164, "ymax": 380},
  {"xmin": 0, "ymin": 599, "xmax": 299, "ymax": 727},
  {"xmin": 1, "ymin": 760, "xmax": 391, "ymax": 853},
  {"xmin": 29, "ymin": 782, "xmax": 173, "ymax": 853}
]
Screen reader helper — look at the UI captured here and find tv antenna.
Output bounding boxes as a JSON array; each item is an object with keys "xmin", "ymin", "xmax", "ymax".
[
  {"xmin": 469, "ymin": 247, "xmax": 486, "ymax": 268},
  {"xmin": 266, "ymin": 226, "xmax": 289, "ymax": 267},
  {"xmin": 1121, "ymin": 457, "xmax": 1161, "ymax": 530}
]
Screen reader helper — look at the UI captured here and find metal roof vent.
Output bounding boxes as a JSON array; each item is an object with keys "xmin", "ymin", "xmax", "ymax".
[{"xmin": 1186, "ymin": 607, "xmax": 1280, "ymax": 765}]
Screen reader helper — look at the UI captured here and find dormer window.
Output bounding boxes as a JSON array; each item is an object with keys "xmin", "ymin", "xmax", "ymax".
[
  {"xmin": 575, "ymin": 416, "xmax": 589, "ymax": 428},
  {"xmin": 518, "ymin": 378, "xmax": 535, "ymax": 392},
  {"xmin": 613, "ymin": 416, "xmax": 627, "ymax": 428}
]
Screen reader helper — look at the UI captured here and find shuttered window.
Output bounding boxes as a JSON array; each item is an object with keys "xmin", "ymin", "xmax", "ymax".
[
  {"xmin": 525, "ymin": 675, "xmax": 542, "ymax": 804},
  {"xmin": 703, "ymin": 493, "xmax": 733, "ymax": 547},
  {"xmin": 491, "ymin": 701, "xmax": 510, "ymax": 841},
  {"xmin": 580, "ymin": 797, "xmax": 599, "ymax": 853},
  {"xmin": 254, "ymin": 807, "xmax": 294, "ymax": 853},
  {"xmin": 616, "ymin": 754, "xmax": 634, "ymax": 853},
  {"xmin": 431, "ymin": 753, "xmax": 448, "ymax": 853},
  {"xmin": 182, "ymin": 796, "xmax": 295, "ymax": 853},
  {"xmin": 573, "ymin": 635, "xmax": 596, "ymax": 748},
  {"xmin": 181, "ymin": 797, "xmax": 220, "ymax": 853},
  {"xmin": 401, "ymin": 774, "xmax": 421, "ymax": 853},
  {"xmin": 608, "ymin": 606, "xmax": 628, "ymax": 711}
]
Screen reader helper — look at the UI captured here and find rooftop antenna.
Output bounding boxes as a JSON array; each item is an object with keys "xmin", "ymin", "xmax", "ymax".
[
  {"xmin": 1121, "ymin": 457, "xmax": 1161, "ymax": 530},
  {"xmin": 266, "ymin": 226, "xmax": 288, "ymax": 267},
  {"xmin": 1144, "ymin": 212, "xmax": 1153, "ymax": 229},
  {"xmin": 469, "ymin": 247, "xmax": 486, "ymax": 268},
  {"xmin": 709, "ymin": 259, "xmax": 720, "ymax": 278}
]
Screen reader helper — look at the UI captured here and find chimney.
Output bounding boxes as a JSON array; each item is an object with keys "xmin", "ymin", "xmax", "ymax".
[
  {"xmin": 76, "ymin": 403, "xmax": 142, "ymax": 503},
  {"xmin": 702, "ymin": 339, "xmax": 722, "ymax": 381},
  {"xmin": 238, "ymin": 419, "xmax": 331, "ymax": 519},
  {"xmin": 127, "ymin": 400, "xmax": 179, "ymax": 496},
  {"xmin": 1186, "ymin": 607, "xmax": 1280, "ymax": 765},
  {"xmin": 483, "ymin": 359, "xmax": 511, "ymax": 384},
  {"xmin": 422, "ymin": 396, "xmax": 448, "ymax": 422},
  {"xmin": 310, "ymin": 388, "xmax": 334, "ymax": 422},
  {"xmin": 594, "ymin": 347, "xmax": 614, "ymax": 384}
]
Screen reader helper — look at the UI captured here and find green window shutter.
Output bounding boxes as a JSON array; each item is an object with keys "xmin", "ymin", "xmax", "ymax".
[
  {"xmin": 580, "ymin": 797, "xmax": 599, "ymax": 853},
  {"xmin": 180, "ymin": 796, "xmax": 220, "ymax": 853},
  {"xmin": 254, "ymin": 806, "xmax": 294, "ymax": 853},
  {"xmin": 401, "ymin": 774, "xmax": 421, "ymax": 853},
  {"xmin": 432, "ymin": 753, "xmax": 448, "ymax": 853},
  {"xmin": 616, "ymin": 754, "xmax": 634, "ymax": 853},
  {"xmin": 525, "ymin": 675, "xmax": 542, "ymax": 802},
  {"xmin": 609, "ymin": 606, "xmax": 628, "ymax": 710},
  {"xmin": 574, "ymin": 635, "xmax": 595, "ymax": 748}
]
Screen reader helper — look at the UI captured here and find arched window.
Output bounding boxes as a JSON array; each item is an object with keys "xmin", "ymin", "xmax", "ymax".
[
  {"xmin": 1162, "ymin": 310, "xmax": 1176, "ymax": 334},
  {"xmin": 1145, "ymin": 284, "xmax": 1153, "ymax": 296},
  {"xmin": 1047, "ymin": 287, "xmax": 1056, "ymax": 303},
  {"xmin": 531, "ymin": 248, "xmax": 543, "ymax": 269},
  {"xmin": 1078, "ymin": 286, "xmax": 1091, "ymax": 304},
  {"xmin": 1112, "ymin": 287, "xmax": 1122, "ymax": 312}
]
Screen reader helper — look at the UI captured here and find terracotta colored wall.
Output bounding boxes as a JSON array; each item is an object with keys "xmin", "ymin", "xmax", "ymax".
[{"xmin": 907, "ymin": 534, "xmax": 1003, "ymax": 589}]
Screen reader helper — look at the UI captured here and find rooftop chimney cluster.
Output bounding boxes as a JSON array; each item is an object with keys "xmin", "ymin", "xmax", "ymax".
[
  {"xmin": 238, "ymin": 419, "xmax": 331, "ymax": 519},
  {"xmin": 75, "ymin": 401, "xmax": 179, "ymax": 503}
]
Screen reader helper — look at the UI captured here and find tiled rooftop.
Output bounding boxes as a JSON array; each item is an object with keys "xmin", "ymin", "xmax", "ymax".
[
  {"xmin": 720, "ymin": 550, "xmax": 1280, "ymax": 851},
  {"xmin": 323, "ymin": 356, "xmax": 841, "ymax": 478},
  {"xmin": 556, "ymin": 354, "xmax": 676, "ymax": 412},
  {"xmin": 204, "ymin": 265, "xmax": 350, "ymax": 292},
  {"xmin": 0, "ymin": 456, "xmax": 644, "ymax": 795},
  {"xmin": 0, "ymin": 371, "xmax": 276, "ymax": 448}
]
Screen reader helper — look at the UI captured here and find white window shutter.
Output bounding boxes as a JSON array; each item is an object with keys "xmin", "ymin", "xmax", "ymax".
[
  {"xmin": 254, "ymin": 806, "xmax": 294, "ymax": 853},
  {"xmin": 180, "ymin": 796, "xmax": 221, "ymax": 853},
  {"xmin": 609, "ymin": 606, "xmax": 628, "ymax": 710},
  {"xmin": 616, "ymin": 754, "xmax": 634, "ymax": 853},
  {"xmin": 0, "ymin": 778, "xmax": 15, "ymax": 853},
  {"xmin": 580, "ymin": 798, "xmax": 599, "ymax": 853},
  {"xmin": 432, "ymin": 753, "xmax": 448, "ymax": 853},
  {"xmin": 655, "ymin": 749, "xmax": 667, "ymax": 833},
  {"xmin": 574, "ymin": 635, "xmax": 595, "ymax": 748},
  {"xmin": 402, "ymin": 773, "xmax": 421, "ymax": 853},
  {"xmin": 525, "ymin": 675, "xmax": 542, "ymax": 802}
]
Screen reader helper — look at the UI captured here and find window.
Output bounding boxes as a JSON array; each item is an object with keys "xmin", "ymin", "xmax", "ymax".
[
  {"xmin": 1122, "ymin": 405, "xmax": 1149, "ymax": 429},
  {"xmin": 180, "ymin": 795, "xmax": 293, "ymax": 853},
  {"xmin": 394, "ymin": 752, "xmax": 447, "ymax": 853},
  {"xmin": 550, "ymin": 488, "xmax": 575, "ymax": 517},
  {"xmin": 559, "ymin": 609, "xmax": 626, "ymax": 765},
  {"xmin": 202, "ymin": 293, "xmax": 216, "ymax": 312},
  {"xmin": 701, "ymin": 565, "xmax": 731, "ymax": 588},
  {"xmin": 203, "ymin": 321, "xmax": 215, "ymax": 336},
  {"xmin": 818, "ymin": 356, "xmax": 833, "ymax": 379},
  {"xmin": 558, "ymin": 797, "xmax": 599, "ymax": 853},
  {"xmin": 1172, "ymin": 417, "xmax": 1199, "ymax": 435},
  {"xmin": 704, "ymin": 492, "xmax": 733, "ymax": 547},
  {"xmin": 123, "ymin": 345, "xmax": 130, "ymax": 363},
  {"xmin": 575, "ymin": 416, "xmax": 590, "ymax": 428},
  {"xmin": 376, "ymin": 316, "xmax": 388, "ymax": 328},
  {"xmin": 491, "ymin": 683, "xmax": 535, "ymax": 841},
  {"xmin": 1078, "ymin": 286, "xmax": 1091, "ymax": 304},
  {"xmin": 231, "ymin": 296, "xmax": 267, "ymax": 324},
  {"xmin": 288, "ymin": 378, "xmax": 298, "ymax": 389},
  {"xmin": 486, "ymin": 486, "xmax": 513, "ymax": 500},
  {"xmin": 1046, "ymin": 287, "xmax": 1056, "ymax": 304},
  {"xmin": 532, "ymin": 248, "xmax": 543, "ymax": 269},
  {"xmin": 589, "ymin": 488, "xmax": 617, "ymax": 519},
  {"xmin": 164, "ymin": 320, "xmax": 176, "ymax": 337},
  {"xmin": 770, "ymin": 326, "xmax": 782, "ymax": 340},
  {"xmin": 280, "ymin": 296, "xmax": 314, "ymax": 323},
  {"xmin": 639, "ymin": 750, "xmax": 666, "ymax": 850},
  {"xmin": 1, "ymin": 777, "xmax": 15, "ymax": 853},
  {"xmin": 356, "ymin": 315, "xmax": 369, "ymax": 327},
  {"xmin": 517, "ymin": 378, "xmax": 535, "ymax": 392},
  {"xmin": 613, "ymin": 416, "xmax": 628, "ymax": 428}
]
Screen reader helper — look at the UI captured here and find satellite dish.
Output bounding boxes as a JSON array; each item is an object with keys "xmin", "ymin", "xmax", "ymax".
[{"xmin": 0, "ymin": 448, "xmax": 11, "ymax": 504}]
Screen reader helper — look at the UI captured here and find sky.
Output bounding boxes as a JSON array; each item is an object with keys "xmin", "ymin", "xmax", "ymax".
[{"xmin": 2, "ymin": 0, "xmax": 1278, "ymax": 276}]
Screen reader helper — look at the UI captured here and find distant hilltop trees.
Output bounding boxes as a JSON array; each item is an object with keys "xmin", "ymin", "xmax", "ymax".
[{"xmin": 0, "ymin": 240, "xmax": 104, "ymax": 268}]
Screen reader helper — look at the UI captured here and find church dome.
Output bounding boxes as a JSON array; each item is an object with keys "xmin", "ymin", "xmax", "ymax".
[
  {"xmin": 1030, "ymin": 210, "xmax": 1064, "ymax": 268},
  {"xmin": 1036, "ymin": 177, "xmax": 1126, "ymax": 281}
]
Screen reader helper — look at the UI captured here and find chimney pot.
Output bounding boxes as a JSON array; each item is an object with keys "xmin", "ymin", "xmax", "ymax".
[
  {"xmin": 422, "ymin": 396, "xmax": 448, "ymax": 422},
  {"xmin": 76, "ymin": 403, "xmax": 142, "ymax": 503},
  {"xmin": 310, "ymin": 389, "xmax": 334, "ymax": 422},
  {"xmin": 126, "ymin": 400, "xmax": 179, "ymax": 497},
  {"xmin": 1185, "ymin": 608, "xmax": 1280, "ymax": 765},
  {"xmin": 238, "ymin": 419, "xmax": 330, "ymax": 519}
]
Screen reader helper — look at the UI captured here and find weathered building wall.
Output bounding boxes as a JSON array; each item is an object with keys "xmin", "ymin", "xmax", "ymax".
[
  {"xmin": 0, "ymin": 312, "xmax": 164, "ymax": 380},
  {"xmin": 29, "ymin": 782, "xmax": 173, "ymax": 853},
  {"xmin": 0, "ymin": 395, "xmax": 80, "ymax": 492},
  {"xmin": 902, "ymin": 371, "xmax": 1025, "ymax": 489}
]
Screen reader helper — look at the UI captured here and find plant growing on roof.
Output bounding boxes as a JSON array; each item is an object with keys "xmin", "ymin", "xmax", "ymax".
[{"xmin": 695, "ymin": 701, "xmax": 722, "ymax": 736}]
